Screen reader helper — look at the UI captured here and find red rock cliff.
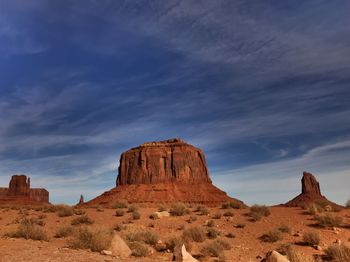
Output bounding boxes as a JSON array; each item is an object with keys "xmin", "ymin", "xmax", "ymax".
[{"xmin": 116, "ymin": 138, "xmax": 211, "ymax": 186}]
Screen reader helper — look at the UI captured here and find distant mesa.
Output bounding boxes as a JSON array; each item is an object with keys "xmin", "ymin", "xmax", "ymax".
[
  {"xmin": 0, "ymin": 174, "xmax": 49, "ymax": 205},
  {"xmin": 82, "ymin": 138, "xmax": 244, "ymax": 206},
  {"xmin": 284, "ymin": 171, "xmax": 342, "ymax": 209}
]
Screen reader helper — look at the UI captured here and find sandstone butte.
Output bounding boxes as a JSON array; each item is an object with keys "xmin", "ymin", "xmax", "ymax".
[
  {"xmin": 284, "ymin": 171, "xmax": 342, "ymax": 209},
  {"xmin": 82, "ymin": 138, "xmax": 244, "ymax": 206},
  {"xmin": 0, "ymin": 174, "xmax": 49, "ymax": 205}
]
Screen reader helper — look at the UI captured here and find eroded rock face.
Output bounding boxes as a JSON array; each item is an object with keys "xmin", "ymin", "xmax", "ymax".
[
  {"xmin": 83, "ymin": 139, "xmax": 243, "ymax": 206},
  {"xmin": 301, "ymin": 172, "xmax": 321, "ymax": 195},
  {"xmin": 284, "ymin": 171, "xmax": 342, "ymax": 209},
  {"xmin": 0, "ymin": 175, "xmax": 49, "ymax": 205},
  {"xmin": 116, "ymin": 138, "xmax": 211, "ymax": 186}
]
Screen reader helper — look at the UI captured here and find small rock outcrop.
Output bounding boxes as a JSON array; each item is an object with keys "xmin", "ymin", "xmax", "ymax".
[
  {"xmin": 261, "ymin": 250, "xmax": 290, "ymax": 262},
  {"xmin": 173, "ymin": 244, "xmax": 198, "ymax": 262},
  {"xmin": 82, "ymin": 139, "xmax": 244, "ymax": 206},
  {"xmin": 109, "ymin": 233, "xmax": 132, "ymax": 258},
  {"xmin": 0, "ymin": 175, "xmax": 49, "ymax": 205},
  {"xmin": 284, "ymin": 172, "xmax": 341, "ymax": 209},
  {"xmin": 78, "ymin": 194, "xmax": 84, "ymax": 205}
]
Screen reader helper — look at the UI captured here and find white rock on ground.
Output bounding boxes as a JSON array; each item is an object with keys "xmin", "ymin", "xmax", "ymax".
[{"xmin": 109, "ymin": 233, "xmax": 132, "ymax": 258}]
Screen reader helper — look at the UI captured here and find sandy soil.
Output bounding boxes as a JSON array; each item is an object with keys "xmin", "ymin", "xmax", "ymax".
[{"xmin": 0, "ymin": 205, "xmax": 349, "ymax": 262}]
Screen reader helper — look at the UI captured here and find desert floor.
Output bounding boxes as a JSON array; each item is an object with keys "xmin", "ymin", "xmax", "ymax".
[{"xmin": 0, "ymin": 204, "xmax": 349, "ymax": 262}]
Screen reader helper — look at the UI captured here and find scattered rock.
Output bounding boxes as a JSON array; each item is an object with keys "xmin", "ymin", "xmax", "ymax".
[
  {"xmin": 101, "ymin": 250, "xmax": 112, "ymax": 256},
  {"xmin": 154, "ymin": 211, "xmax": 170, "ymax": 219},
  {"xmin": 262, "ymin": 250, "xmax": 290, "ymax": 262},
  {"xmin": 335, "ymin": 239, "xmax": 342, "ymax": 245},
  {"xmin": 109, "ymin": 233, "xmax": 132, "ymax": 258},
  {"xmin": 173, "ymin": 244, "xmax": 198, "ymax": 262},
  {"xmin": 314, "ymin": 245, "xmax": 322, "ymax": 251}
]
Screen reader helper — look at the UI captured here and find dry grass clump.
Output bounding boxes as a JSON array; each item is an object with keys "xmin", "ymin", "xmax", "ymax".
[
  {"xmin": 223, "ymin": 210, "xmax": 234, "ymax": 217},
  {"xmin": 73, "ymin": 209, "xmax": 86, "ymax": 215},
  {"xmin": 196, "ymin": 205, "xmax": 209, "ymax": 216},
  {"xmin": 113, "ymin": 223, "xmax": 126, "ymax": 232},
  {"xmin": 56, "ymin": 204, "xmax": 75, "ymax": 217},
  {"xmin": 71, "ymin": 215, "xmax": 94, "ymax": 226},
  {"xmin": 54, "ymin": 226, "xmax": 74, "ymax": 238},
  {"xmin": 325, "ymin": 244, "xmax": 350, "ymax": 262},
  {"xmin": 112, "ymin": 200, "xmax": 128, "ymax": 209},
  {"xmin": 235, "ymin": 223, "xmax": 246, "ymax": 228},
  {"xmin": 129, "ymin": 242, "xmax": 151, "ymax": 257},
  {"xmin": 132, "ymin": 211, "xmax": 141, "ymax": 220},
  {"xmin": 149, "ymin": 213, "xmax": 158, "ymax": 220},
  {"xmin": 225, "ymin": 232, "xmax": 235, "ymax": 238},
  {"xmin": 278, "ymin": 224, "xmax": 291, "ymax": 233},
  {"xmin": 314, "ymin": 213, "xmax": 343, "ymax": 228},
  {"xmin": 127, "ymin": 205, "xmax": 138, "ymax": 213},
  {"xmin": 206, "ymin": 220, "xmax": 215, "ymax": 227},
  {"xmin": 287, "ymin": 247, "xmax": 318, "ymax": 262},
  {"xmin": 306, "ymin": 203, "xmax": 323, "ymax": 216},
  {"xmin": 125, "ymin": 230, "xmax": 159, "ymax": 246},
  {"xmin": 221, "ymin": 200, "xmax": 244, "ymax": 209},
  {"xmin": 115, "ymin": 209, "xmax": 125, "ymax": 217},
  {"xmin": 6, "ymin": 218, "xmax": 48, "ymax": 241},
  {"xmin": 212, "ymin": 212, "xmax": 222, "ymax": 219},
  {"xmin": 260, "ymin": 229, "xmax": 282, "ymax": 243},
  {"xmin": 186, "ymin": 215, "xmax": 198, "ymax": 224},
  {"xmin": 303, "ymin": 231, "xmax": 320, "ymax": 246},
  {"xmin": 158, "ymin": 205, "xmax": 167, "ymax": 212},
  {"xmin": 170, "ymin": 203, "xmax": 189, "ymax": 216},
  {"xmin": 165, "ymin": 236, "xmax": 182, "ymax": 252},
  {"xmin": 207, "ymin": 228, "xmax": 219, "ymax": 239},
  {"xmin": 201, "ymin": 239, "xmax": 231, "ymax": 257},
  {"xmin": 69, "ymin": 227, "xmax": 112, "ymax": 252},
  {"xmin": 182, "ymin": 226, "xmax": 206, "ymax": 243},
  {"xmin": 248, "ymin": 205, "xmax": 271, "ymax": 221}
]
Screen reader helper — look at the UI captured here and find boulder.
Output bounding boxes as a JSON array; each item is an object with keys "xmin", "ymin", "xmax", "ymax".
[
  {"xmin": 109, "ymin": 233, "xmax": 132, "ymax": 258},
  {"xmin": 262, "ymin": 251, "xmax": 290, "ymax": 262},
  {"xmin": 173, "ymin": 244, "xmax": 198, "ymax": 262},
  {"xmin": 154, "ymin": 211, "xmax": 170, "ymax": 219}
]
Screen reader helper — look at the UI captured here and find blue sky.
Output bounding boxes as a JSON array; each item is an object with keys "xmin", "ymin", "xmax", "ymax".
[{"xmin": 0, "ymin": 0, "xmax": 349, "ymax": 205}]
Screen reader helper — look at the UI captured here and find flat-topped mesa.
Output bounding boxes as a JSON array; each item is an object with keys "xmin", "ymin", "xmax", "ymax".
[
  {"xmin": 284, "ymin": 171, "xmax": 342, "ymax": 209},
  {"xmin": 0, "ymin": 174, "xmax": 49, "ymax": 205},
  {"xmin": 83, "ymin": 139, "xmax": 244, "ymax": 206},
  {"xmin": 116, "ymin": 138, "xmax": 211, "ymax": 186}
]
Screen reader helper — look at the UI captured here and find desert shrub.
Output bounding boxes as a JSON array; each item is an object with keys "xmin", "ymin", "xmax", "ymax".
[
  {"xmin": 235, "ymin": 223, "xmax": 246, "ymax": 228},
  {"xmin": 126, "ymin": 230, "xmax": 159, "ymax": 246},
  {"xmin": 196, "ymin": 205, "xmax": 209, "ymax": 216},
  {"xmin": 149, "ymin": 213, "xmax": 158, "ymax": 220},
  {"xmin": 325, "ymin": 244, "xmax": 350, "ymax": 262},
  {"xmin": 55, "ymin": 226, "xmax": 74, "ymax": 238},
  {"xmin": 314, "ymin": 213, "xmax": 343, "ymax": 228},
  {"xmin": 129, "ymin": 242, "xmax": 150, "ymax": 257},
  {"xmin": 132, "ymin": 211, "xmax": 141, "ymax": 220},
  {"xmin": 115, "ymin": 209, "xmax": 125, "ymax": 217},
  {"xmin": 307, "ymin": 203, "xmax": 323, "ymax": 216},
  {"xmin": 158, "ymin": 205, "xmax": 167, "ymax": 212},
  {"xmin": 69, "ymin": 227, "xmax": 112, "ymax": 252},
  {"xmin": 38, "ymin": 214, "xmax": 47, "ymax": 219},
  {"xmin": 225, "ymin": 232, "xmax": 235, "ymax": 238},
  {"xmin": 212, "ymin": 212, "xmax": 222, "ymax": 219},
  {"xmin": 206, "ymin": 220, "xmax": 215, "ymax": 227},
  {"xmin": 71, "ymin": 215, "xmax": 94, "ymax": 226},
  {"xmin": 113, "ymin": 223, "xmax": 126, "ymax": 232},
  {"xmin": 170, "ymin": 203, "xmax": 189, "ymax": 216},
  {"xmin": 260, "ymin": 229, "xmax": 282, "ymax": 243},
  {"xmin": 223, "ymin": 210, "xmax": 234, "ymax": 217},
  {"xmin": 6, "ymin": 218, "xmax": 48, "ymax": 241},
  {"xmin": 56, "ymin": 205, "xmax": 74, "ymax": 217},
  {"xmin": 278, "ymin": 224, "xmax": 291, "ymax": 233},
  {"xmin": 182, "ymin": 226, "xmax": 206, "ymax": 243},
  {"xmin": 187, "ymin": 215, "xmax": 197, "ymax": 223},
  {"xmin": 303, "ymin": 231, "xmax": 320, "ymax": 246},
  {"xmin": 112, "ymin": 200, "xmax": 128, "ymax": 209},
  {"xmin": 201, "ymin": 239, "xmax": 231, "ymax": 257},
  {"xmin": 127, "ymin": 205, "xmax": 138, "ymax": 213},
  {"xmin": 287, "ymin": 247, "xmax": 317, "ymax": 262},
  {"xmin": 207, "ymin": 228, "xmax": 219, "ymax": 239},
  {"xmin": 221, "ymin": 202, "xmax": 230, "ymax": 209},
  {"xmin": 248, "ymin": 205, "xmax": 271, "ymax": 221},
  {"xmin": 165, "ymin": 236, "xmax": 182, "ymax": 252},
  {"xmin": 229, "ymin": 200, "xmax": 244, "ymax": 209},
  {"xmin": 73, "ymin": 209, "xmax": 85, "ymax": 215},
  {"xmin": 346, "ymin": 199, "xmax": 350, "ymax": 208},
  {"xmin": 96, "ymin": 206, "xmax": 104, "ymax": 212}
]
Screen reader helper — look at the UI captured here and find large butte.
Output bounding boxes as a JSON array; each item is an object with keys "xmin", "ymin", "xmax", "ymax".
[{"xmin": 82, "ymin": 138, "xmax": 244, "ymax": 206}]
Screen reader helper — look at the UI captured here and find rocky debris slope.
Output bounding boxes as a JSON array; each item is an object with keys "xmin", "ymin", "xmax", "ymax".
[
  {"xmin": 83, "ymin": 139, "xmax": 244, "ymax": 206},
  {"xmin": 284, "ymin": 172, "xmax": 342, "ymax": 209},
  {"xmin": 0, "ymin": 174, "xmax": 49, "ymax": 205}
]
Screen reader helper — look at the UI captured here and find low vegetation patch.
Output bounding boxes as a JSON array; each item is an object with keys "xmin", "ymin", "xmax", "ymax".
[
  {"xmin": 196, "ymin": 205, "xmax": 209, "ymax": 215},
  {"xmin": 69, "ymin": 227, "xmax": 112, "ymax": 252},
  {"xmin": 207, "ymin": 228, "xmax": 219, "ymax": 239},
  {"xmin": 221, "ymin": 200, "xmax": 244, "ymax": 209},
  {"xmin": 71, "ymin": 215, "xmax": 94, "ymax": 226},
  {"xmin": 158, "ymin": 205, "xmax": 167, "ymax": 212},
  {"xmin": 115, "ymin": 209, "xmax": 125, "ymax": 217},
  {"xmin": 112, "ymin": 200, "xmax": 128, "ymax": 209},
  {"xmin": 286, "ymin": 247, "xmax": 317, "ymax": 262},
  {"xmin": 212, "ymin": 212, "xmax": 222, "ymax": 219},
  {"xmin": 56, "ymin": 204, "xmax": 75, "ymax": 217},
  {"xmin": 128, "ymin": 241, "xmax": 150, "ymax": 257},
  {"xmin": 225, "ymin": 232, "xmax": 235, "ymax": 238},
  {"xmin": 182, "ymin": 226, "xmax": 206, "ymax": 243},
  {"xmin": 73, "ymin": 209, "xmax": 86, "ymax": 215},
  {"xmin": 125, "ymin": 230, "xmax": 159, "ymax": 246},
  {"xmin": 55, "ymin": 226, "xmax": 74, "ymax": 238},
  {"xmin": 201, "ymin": 239, "xmax": 231, "ymax": 257},
  {"xmin": 303, "ymin": 231, "xmax": 320, "ymax": 246},
  {"xmin": 260, "ymin": 229, "xmax": 282, "ymax": 243},
  {"xmin": 314, "ymin": 213, "xmax": 343, "ymax": 228},
  {"xmin": 165, "ymin": 236, "xmax": 182, "ymax": 252},
  {"xmin": 223, "ymin": 210, "xmax": 234, "ymax": 217},
  {"xmin": 278, "ymin": 224, "xmax": 291, "ymax": 233},
  {"xmin": 132, "ymin": 211, "xmax": 141, "ymax": 220},
  {"xmin": 235, "ymin": 223, "xmax": 246, "ymax": 228},
  {"xmin": 6, "ymin": 218, "xmax": 48, "ymax": 241},
  {"xmin": 170, "ymin": 203, "xmax": 189, "ymax": 216},
  {"xmin": 325, "ymin": 244, "xmax": 350, "ymax": 262},
  {"xmin": 127, "ymin": 205, "xmax": 138, "ymax": 213},
  {"xmin": 248, "ymin": 205, "xmax": 271, "ymax": 221}
]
